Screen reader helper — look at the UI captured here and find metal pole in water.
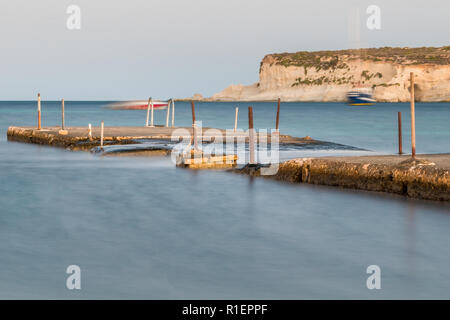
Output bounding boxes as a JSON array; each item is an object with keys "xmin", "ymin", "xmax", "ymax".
[
  {"xmin": 166, "ymin": 99, "xmax": 170, "ymax": 127},
  {"xmin": 171, "ymin": 99, "xmax": 175, "ymax": 127},
  {"xmin": 150, "ymin": 98, "xmax": 154, "ymax": 127},
  {"xmin": 234, "ymin": 107, "xmax": 239, "ymax": 132},
  {"xmin": 248, "ymin": 106, "xmax": 255, "ymax": 164},
  {"xmin": 276, "ymin": 98, "xmax": 280, "ymax": 132},
  {"xmin": 100, "ymin": 120, "xmax": 104, "ymax": 148},
  {"xmin": 191, "ymin": 100, "xmax": 196, "ymax": 124},
  {"xmin": 398, "ymin": 111, "xmax": 403, "ymax": 155},
  {"xmin": 61, "ymin": 99, "xmax": 65, "ymax": 130},
  {"xmin": 37, "ymin": 93, "xmax": 41, "ymax": 130},
  {"xmin": 145, "ymin": 97, "xmax": 151, "ymax": 127},
  {"xmin": 410, "ymin": 72, "xmax": 416, "ymax": 158}
]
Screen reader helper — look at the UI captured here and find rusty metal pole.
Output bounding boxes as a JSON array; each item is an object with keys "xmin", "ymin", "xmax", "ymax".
[
  {"xmin": 37, "ymin": 93, "xmax": 41, "ymax": 130},
  {"xmin": 191, "ymin": 101, "xmax": 196, "ymax": 124},
  {"xmin": 248, "ymin": 106, "xmax": 255, "ymax": 164},
  {"xmin": 61, "ymin": 99, "xmax": 65, "ymax": 130},
  {"xmin": 410, "ymin": 72, "xmax": 416, "ymax": 158},
  {"xmin": 398, "ymin": 112, "xmax": 403, "ymax": 154},
  {"xmin": 248, "ymin": 107, "xmax": 254, "ymax": 129},
  {"xmin": 276, "ymin": 98, "xmax": 280, "ymax": 132}
]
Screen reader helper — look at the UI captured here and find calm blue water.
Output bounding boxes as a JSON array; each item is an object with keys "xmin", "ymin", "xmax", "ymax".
[{"xmin": 0, "ymin": 101, "xmax": 449, "ymax": 299}]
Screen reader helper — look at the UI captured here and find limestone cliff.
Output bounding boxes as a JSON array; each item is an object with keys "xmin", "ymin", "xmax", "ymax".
[{"xmin": 210, "ymin": 47, "xmax": 450, "ymax": 102}]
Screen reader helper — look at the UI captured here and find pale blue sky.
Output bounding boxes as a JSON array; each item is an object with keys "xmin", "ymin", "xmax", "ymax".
[{"xmin": 0, "ymin": 0, "xmax": 448, "ymax": 100}]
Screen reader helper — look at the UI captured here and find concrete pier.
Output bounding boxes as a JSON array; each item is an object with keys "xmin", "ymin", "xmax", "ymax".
[
  {"xmin": 237, "ymin": 154, "xmax": 450, "ymax": 202},
  {"xmin": 6, "ymin": 126, "xmax": 319, "ymax": 150},
  {"xmin": 7, "ymin": 126, "xmax": 450, "ymax": 201}
]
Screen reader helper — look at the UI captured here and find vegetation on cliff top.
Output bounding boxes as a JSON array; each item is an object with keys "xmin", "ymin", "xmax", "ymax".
[
  {"xmin": 292, "ymin": 75, "xmax": 354, "ymax": 87},
  {"xmin": 265, "ymin": 46, "xmax": 450, "ymax": 72}
]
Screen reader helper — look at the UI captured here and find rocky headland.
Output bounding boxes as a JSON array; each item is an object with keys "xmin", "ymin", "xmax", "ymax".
[{"xmin": 194, "ymin": 46, "xmax": 450, "ymax": 102}]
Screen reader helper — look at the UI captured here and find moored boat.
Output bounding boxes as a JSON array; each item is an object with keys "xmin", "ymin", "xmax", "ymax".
[
  {"xmin": 347, "ymin": 87, "xmax": 376, "ymax": 106},
  {"xmin": 107, "ymin": 100, "xmax": 168, "ymax": 110}
]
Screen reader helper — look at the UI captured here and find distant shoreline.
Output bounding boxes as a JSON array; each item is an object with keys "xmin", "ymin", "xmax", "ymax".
[
  {"xmin": 175, "ymin": 98, "xmax": 450, "ymax": 103},
  {"xmin": 188, "ymin": 46, "xmax": 450, "ymax": 103},
  {"xmin": 1, "ymin": 99, "xmax": 449, "ymax": 103}
]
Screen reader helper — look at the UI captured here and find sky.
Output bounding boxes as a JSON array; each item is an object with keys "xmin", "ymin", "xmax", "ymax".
[{"xmin": 0, "ymin": 0, "xmax": 448, "ymax": 100}]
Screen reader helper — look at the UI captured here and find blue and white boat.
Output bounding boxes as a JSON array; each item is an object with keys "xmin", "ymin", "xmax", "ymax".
[{"xmin": 347, "ymin": 87, "xmax": 376, "ymax": 106}]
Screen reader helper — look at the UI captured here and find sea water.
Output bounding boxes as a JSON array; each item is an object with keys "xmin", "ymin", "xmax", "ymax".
[{"xmin": 0, "ymin": 101, "xmax": 449, "ymax": 299}]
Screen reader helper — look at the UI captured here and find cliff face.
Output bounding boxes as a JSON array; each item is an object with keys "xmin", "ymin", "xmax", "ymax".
[{"xmin": 211, "ymin": 47, "xmax": 450, "ymax": 102}]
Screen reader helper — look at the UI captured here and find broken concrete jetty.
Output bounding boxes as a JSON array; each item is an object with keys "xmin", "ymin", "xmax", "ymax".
[
  {"xmin": 236, "ymin": 154, "xmax": 450, "ymax": 202},
  {"xmin": 7, "ymin": 127, "xmax": 449, "ymax": 201},
  {"xmin": 6, "ymin": 126, "xmax": 321, "ymax": 151}
]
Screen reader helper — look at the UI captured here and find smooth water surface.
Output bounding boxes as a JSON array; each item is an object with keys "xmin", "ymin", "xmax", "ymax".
[{"xmin": 0, "ymin": 101, "xmax": 449, "ymax": 299}]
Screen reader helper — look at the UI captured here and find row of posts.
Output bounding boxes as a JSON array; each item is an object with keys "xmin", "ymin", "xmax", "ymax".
[
  {"xmin": 37, "ymin": 94, "xmax": 66, "ymax": 131},
  {"xmin": 190, "ymin": 98, "xmax": 281, "ymax": 164},
  {"xmin": 87, "ymin": 121, "xmax": 104, "ymax": 148},
  {"xmin": 232, "ymin": 98, "xmax": 281, "ymax": 133},
  {"xmin": 37, "ymin": 96, "xmax": 177, "ymax": 148},
  {"xmin": 38, "ymin": 96, "xmax": 176, "ymax": 131},
  {"xmin": 38, "ymin": 94, "xmax": 106, "ymax": 148},
  {"xmin": 145, "ymin": 98, "xmax": 175, "ymax": 127}
]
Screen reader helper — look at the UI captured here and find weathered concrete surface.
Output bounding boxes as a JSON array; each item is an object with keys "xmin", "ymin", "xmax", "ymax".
[
  {"xmin": 7, "ymin": 126, "xmax": 135, "ymax": 150},
  {"xmin": 237, "ymin": 154, "xmax": 450, "ymax": 202},
  {"xmin": 6, "ymin": 126, "xmax": 322, "ymax": 151}
]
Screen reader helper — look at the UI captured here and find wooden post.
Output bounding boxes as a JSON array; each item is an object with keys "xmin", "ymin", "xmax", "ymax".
[
  {"xmin": 150, "ymin": 98, "xmax": 154, "ymax": 127},
  {"xmin": 61, "ymin": 99, "xmax": 65, "ymax": 130},
  {"xmin": 234, "ymin": 107, "xmax": 239, "ymax": 132},
  {"xmin": 100, "ymin": 121, "xmax": 104, "ymax": 148},
  {"xmin": 398, "ymin": 112, "xmax": 403, "ymax": 154},
  {"xmin": 88, "ymin": 123, "xmax": 92, "ymax": 141},
  {"xmin": 276, "ymin": 98, "xmax": 280, "ymax": 131},
  {"xmin": 145, "ymin": 97, "xmax": 151, "ymax": 127},
  {"xmin": 410, "ymin": 72, "xmax": 416, "ymax": 158},
  {"xmin": 171, "ymin": 99, "xmax": 175, "ymax": 127},
  {"xmin": 248, "ymin": 106, "xmax": 255, "ymax": 164},
  {"xmin": 191, "ymin": 100, "xmax": 196, "ymax": 124},
  {"xmin": 37, "ymin": 93, "xmax": 41, "ymax": 130},
  {"xmin": 165, "ymin": 100, "xmax": 170, "ymax": 127}
]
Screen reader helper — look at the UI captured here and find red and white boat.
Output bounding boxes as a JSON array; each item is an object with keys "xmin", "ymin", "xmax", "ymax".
[{"xmin": 107, "ymin": 100, "xmax": 168, "ymax": 110}]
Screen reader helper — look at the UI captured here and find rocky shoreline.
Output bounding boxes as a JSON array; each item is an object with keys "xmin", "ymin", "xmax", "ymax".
[{"xmin": 6, "ymin": 126, "xmax": 136, "ymax": 150}]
